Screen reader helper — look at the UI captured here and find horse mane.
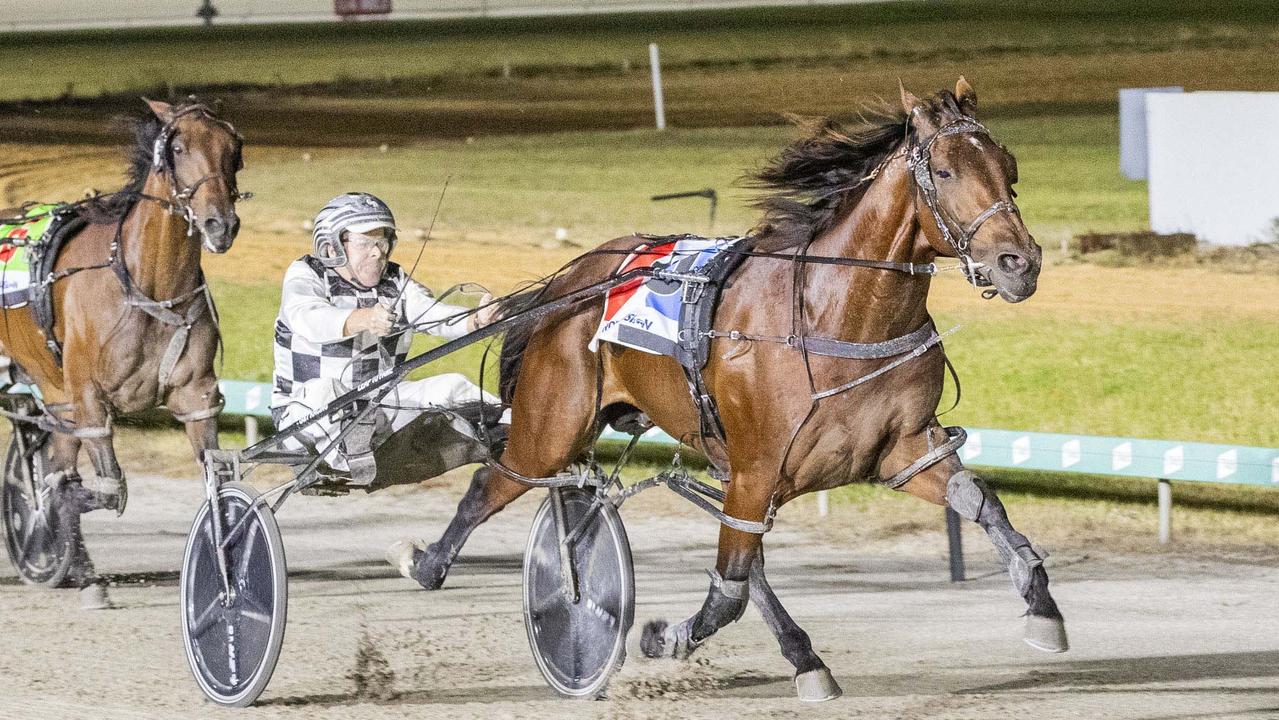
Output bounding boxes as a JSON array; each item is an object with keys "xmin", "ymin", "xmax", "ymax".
[
  {"xmin": 77, "ymin": 100, "xmax": 220, "ymax": 223},
  {"xmin": 498, "ymin": 90, "xmax": 971, "ymax": 405},
  {"xmin": 746, "ymin": 90, "xmax": 968, "ymax": 250}
]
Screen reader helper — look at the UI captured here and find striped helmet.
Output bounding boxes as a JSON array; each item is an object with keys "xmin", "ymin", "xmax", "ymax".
[{"xmin": 311, "ymin": 192, "xmax": 398, "ymax": 268}]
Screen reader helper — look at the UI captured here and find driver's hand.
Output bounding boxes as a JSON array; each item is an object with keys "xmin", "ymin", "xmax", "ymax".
[
  {"xmin": 345, "ymin": 305, "xmax": 395, "ymax": 337},
  {"xmin": 469, "ymin": 293, "xmax": 500, "ymax": 331}
]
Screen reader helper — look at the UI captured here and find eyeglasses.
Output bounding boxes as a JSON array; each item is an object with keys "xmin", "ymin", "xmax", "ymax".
[{"xmin": 343, "ymin": 234, "xmax": 391, "ymax": 253}]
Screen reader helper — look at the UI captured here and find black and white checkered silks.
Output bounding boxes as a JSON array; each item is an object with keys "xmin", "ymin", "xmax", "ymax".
[{"xmin": 271, "ymin": 255, "xmax": 498, "ymax": 468}]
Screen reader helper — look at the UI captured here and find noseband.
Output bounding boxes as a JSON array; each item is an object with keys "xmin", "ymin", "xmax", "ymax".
[
  {"xmin": 150, "ymin": 104, "xmax": 252, "ymax": 236},
  {"xmin": 906, "ymin": 118, "xmax": 1021, "ymax": 289}
]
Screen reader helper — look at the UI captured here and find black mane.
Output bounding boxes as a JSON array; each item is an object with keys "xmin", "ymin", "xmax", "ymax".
[
  {"xmin": 746, "ymin": 90, "xmax": 969, "ymax": 249},
  {"xmin": 80, "ymin": 100, "xmax": 230, "ymax": 222}
]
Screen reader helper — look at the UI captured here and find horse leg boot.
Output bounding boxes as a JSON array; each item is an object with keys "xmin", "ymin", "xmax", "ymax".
[
  {"xmin": 641, "ymin": 527, "xmax": 758, "ymax": 661},
  {"xmin": 749, "ymin": 552, "xmax": 841, "ymax": 701},
  {"xmin": 37, "ymin": 421, "xmax": 109, "ymax": 606},
  {"xmin": 946, "ymin": 469, "xmax": 1068, "ymax": 652},
  {"xmin": 387, "ymin": 465, "xmax": 532, "ymax": 590}
]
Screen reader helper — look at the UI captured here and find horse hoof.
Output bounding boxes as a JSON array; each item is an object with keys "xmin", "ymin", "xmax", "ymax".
[
  {"xmin": 795, "ymin": 667, "xmax": 842, "ymax": 702},
  {"xmin": 411, "ymin": 544, "xmax": 450, "ymax": 591},
  {"xmin": 1023, "ymin": 615, "xmax": 1069, "ymax": 653},
  {"xmin": 80, "ymin": 583, "xmax": 112, "ymax": 611},
  {"xmin": 640, "ymin": 620, "xmax": 668, "ymax": 658},
  {"xmin": 384, "ymin": 539, "xmax": 422, "ymax": 581}
]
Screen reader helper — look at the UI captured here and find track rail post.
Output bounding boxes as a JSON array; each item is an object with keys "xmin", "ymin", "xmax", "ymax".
[
  {"xmin": 945, "ymin": 507, "xmax": 965, "ymax": 582},
  {"xmin": 1158, "ymin": 478, "xmax": 1172, "ymax": 544}
]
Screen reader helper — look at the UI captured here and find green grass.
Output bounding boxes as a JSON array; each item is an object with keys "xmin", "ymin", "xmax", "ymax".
[
  {"xmin": 228, "ymin": 114, "xmax": 1139, "ymax": 258},
  {"xmin": 935, "ymin": 314, "xmax": 1279, "ymax": 447},
  {"xmin": 4, "ymin": 0, "xmax": 1279, "ymax": 104}
]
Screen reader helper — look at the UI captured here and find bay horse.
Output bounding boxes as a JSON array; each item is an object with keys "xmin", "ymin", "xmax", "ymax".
[
  {"xmin": 0, "ymin": 99, "xmax": 244, "ymax": 592},
  {"xmin": 409, "ymin": 79, "xmax": 1065, "ymax": 698}
]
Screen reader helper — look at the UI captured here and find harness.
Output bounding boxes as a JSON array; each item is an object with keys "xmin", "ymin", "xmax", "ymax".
[
  {"xmin": 907, "ymin": 118, "xmax": 1021, "ymax": 295},
  {"xmin": 629, "ymin": 115, "xmax": 1018, "ymax": 529},
  {"xmin": 10, "ymin": 105, "xmax": 246, "ymax": 431}
]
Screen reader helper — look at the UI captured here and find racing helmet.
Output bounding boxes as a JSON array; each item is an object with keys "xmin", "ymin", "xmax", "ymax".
[{"xmin": 311, "ymin": 192, "xmax": 398, "ymax": 268}]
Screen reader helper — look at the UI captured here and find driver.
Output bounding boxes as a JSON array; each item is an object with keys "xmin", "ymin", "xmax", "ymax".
[{"xmin": 270, "ymin": 192, "xmax": 502, "ymax": 472}]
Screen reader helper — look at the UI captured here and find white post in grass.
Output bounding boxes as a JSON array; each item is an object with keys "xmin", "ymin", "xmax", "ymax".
[
  {"xmin": 816, "ymin": 490, "xmax": 829, "ymax": 517},
  {"xmin": 245, "ymin": 416, "xmax": 259, "ymax": 448},
  {"xmin": 1157, "ymin": 479, "xmax": 1172, "ymax": 544},
  {"xmin": 649, "ymin": 43, "xmax": 666, "ymax": 131}
]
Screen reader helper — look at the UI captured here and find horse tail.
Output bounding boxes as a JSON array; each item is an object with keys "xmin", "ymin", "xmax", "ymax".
[{"xmin": 496, "ymin": 285, "xmax": 553, "ymax": 404}]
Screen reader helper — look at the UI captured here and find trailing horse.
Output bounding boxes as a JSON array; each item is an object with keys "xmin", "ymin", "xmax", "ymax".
[
  {"xmin": 0, "ymin": 99, "xmax": 245, "ymax": 593},
  {"xmin": 408, "ymin": 79, "xmax": 1065, "ymax": 697}
]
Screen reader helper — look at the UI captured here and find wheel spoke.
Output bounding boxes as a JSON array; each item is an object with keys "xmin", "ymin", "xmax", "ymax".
[
  {"xmin": 189, "ymin": 599, "xmax": 225, "ymax": 639},
  {"xmin": 17, "ymin": 514, "xmax": 44, "ymax": 560},
  {"xmin": 238, "ymin": 583, "xmax": 273, "ymax": 619},
  {"xmin": 234, "ymin": 521, "xmax": 260, "ymax": 577}
]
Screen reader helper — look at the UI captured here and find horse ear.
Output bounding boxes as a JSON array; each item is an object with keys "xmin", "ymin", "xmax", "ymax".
[
  {"xmin": 899, "ymin": 80, "xmax": 922, "ymax": 115},
  {"xmin": 143, "ymin": 98, "xmax": 174, "ymax": 121},
  {"xmin": 955, "ymin": 76, "xmax": 978, "ymax": 117},
  {"xmin": 899, "ymin": 80, "xmax": 937, "ymax": 134}
]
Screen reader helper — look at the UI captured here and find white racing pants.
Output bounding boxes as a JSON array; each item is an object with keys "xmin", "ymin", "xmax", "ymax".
[{"xmin": 273, "ymin": 373, "xmax": 502, "ymax": 470}]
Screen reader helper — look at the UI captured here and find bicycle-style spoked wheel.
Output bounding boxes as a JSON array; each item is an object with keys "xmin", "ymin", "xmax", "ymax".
[
  {"xmin": 1, "ymin": 427, "xmax": 77, "ymax": 587},
  {"xmin": 523, "ymin": 486, "xmax": 634, "ymax": 698},
  {"xmin": 180, "ymin": 481, "xmax": 287, "ymax": 707}
]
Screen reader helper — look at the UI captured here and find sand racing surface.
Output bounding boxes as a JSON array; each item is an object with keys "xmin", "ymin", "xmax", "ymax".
[{"xmin": 1, "ymin": 472, "xmax": 1277, "ymax": 720}]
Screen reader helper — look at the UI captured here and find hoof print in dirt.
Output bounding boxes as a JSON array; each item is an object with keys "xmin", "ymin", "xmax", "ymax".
[{"xmin": 348, "ymin": 631, "xmax": 397, "ymax": 701}]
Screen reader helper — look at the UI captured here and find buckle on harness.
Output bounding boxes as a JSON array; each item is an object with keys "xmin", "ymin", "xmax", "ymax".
[{"xmin": 682, "ymin": 280, "xmax": 705, "ymax": 304}]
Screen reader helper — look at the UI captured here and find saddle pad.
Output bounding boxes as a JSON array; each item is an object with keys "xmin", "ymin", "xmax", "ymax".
[
  {"xmin": 590, "ymin": 236, "xmax": 743, "ymax": 357},
  {"xmin": 0, "ymin": 204, "xmax": 59, "ymax": 309}
]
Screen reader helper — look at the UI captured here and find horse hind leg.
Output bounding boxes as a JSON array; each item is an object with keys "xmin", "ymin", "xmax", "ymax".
[
  {"xmin": 749, "ymin": 551, "xmax": 842, "ymax": 701},
  {"xmin": 390, "ymin": 464, "xmax": 532, "ymax": 590},
  {"xmin": 393, "ymin": 321, "xmax": 601, "ymax": 590},
  {"xmin": 944, "ymin": 469, "xmax": 1068, "ymax": 652},
  {"xmin": 639, "ymin": 507, "xmax": 764, "ymax": 662}
]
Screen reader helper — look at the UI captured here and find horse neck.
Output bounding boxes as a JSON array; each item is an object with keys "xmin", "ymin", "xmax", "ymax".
[
  {"xmin": 119, "ymin": 172, "xmax": 203, "ymax": 300},
  {"xmin": 802, "ymin": 157, "xmax": 934, "ymax": 342}
]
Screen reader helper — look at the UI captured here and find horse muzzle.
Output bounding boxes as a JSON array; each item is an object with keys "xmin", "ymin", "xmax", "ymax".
[
  {"xmin": 976, "ymin": 247, "xmax": 1040, "ymax": 303},
  {"xmin": 199, "ymin": 213, "xmax": 240, "ymax": 253}
]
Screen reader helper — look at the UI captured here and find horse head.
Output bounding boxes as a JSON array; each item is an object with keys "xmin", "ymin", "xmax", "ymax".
[
  {"xmin": 900, "ymin": 78, "xmax": 1041, "ymax": 302},
  {"xmin": 143, "ymin": 98, "xmax": 245, "ymax": 254}
]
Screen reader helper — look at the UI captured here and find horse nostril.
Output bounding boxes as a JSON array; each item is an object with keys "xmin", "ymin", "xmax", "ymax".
[
  {"xmin": 204, "ymin": 217, "xmax": 225, "ymax": 236},
  {"xmin": 228, "ymin": 215, "xmax": 241, "ymax": 238},
  {"xmin": 997, "ymin": 252, "xmax": 1029, "ymax": 275}
]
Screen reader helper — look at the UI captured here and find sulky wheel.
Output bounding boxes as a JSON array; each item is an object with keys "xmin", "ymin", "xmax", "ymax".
[
  {"xmin": 1, "ymin": 426, "xmax": 78, "ymax": 587},
  {"xmin": 181, "ymin": 481, "xmax": 288, "ymax": 707},
  {"xmin": 523, "ymin": 486, "xmax": 634, "ymax": 699}
]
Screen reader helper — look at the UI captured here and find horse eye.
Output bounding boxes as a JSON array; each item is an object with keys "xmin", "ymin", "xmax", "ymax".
[
  {"xmin": 173, "ymin": 144, "xmax": 184, "ymax": 155},
  {"xmin": 937, "ymin": 170, "xmax": 951, "ymax": 179}
]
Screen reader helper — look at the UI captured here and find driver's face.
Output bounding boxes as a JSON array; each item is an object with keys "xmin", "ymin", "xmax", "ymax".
[{"xmin": 340, "ymin": 228, "xmax": 390, "ymax": 288}]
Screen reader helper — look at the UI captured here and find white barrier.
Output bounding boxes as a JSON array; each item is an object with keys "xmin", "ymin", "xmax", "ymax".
[{"xmin": 1146, "ymin": 91, "xmax": 1279, "ymax": 245}]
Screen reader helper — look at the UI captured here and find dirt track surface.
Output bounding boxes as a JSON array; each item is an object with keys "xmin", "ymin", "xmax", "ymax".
[{"xmin": 1, "ymin": 472, "xmax": 1277, "ymax": 720}]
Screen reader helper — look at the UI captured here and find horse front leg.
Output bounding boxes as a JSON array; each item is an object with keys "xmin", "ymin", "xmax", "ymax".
[
  {"xmin": 749, "ymin": 550, "xmax": 842, "ymax": 701},
  {"xmin": 65, "ymin": 388, "xmax": 126, "ymax": 517},
  {"xmin": 167, "ymin": 378, "xmax": 222, "ymax": 462},
  {"xmin": 889, "ymin": 425, "xmax": 1068, "ymax": 653}
]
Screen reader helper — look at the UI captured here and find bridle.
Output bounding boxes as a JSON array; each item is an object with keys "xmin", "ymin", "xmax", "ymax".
[
  {"xmin": 150, "ymin": 103, "xmax": 252, "ymax": 235},
  {"xmin": 906, "ymin": 117, "xmax": 1022, "ymax": 291}
]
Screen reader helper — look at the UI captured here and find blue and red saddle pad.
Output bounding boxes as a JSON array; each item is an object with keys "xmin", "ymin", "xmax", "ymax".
[{"xmin": 590, "ymin": 235, "xmax": 744, "ymax": 359}]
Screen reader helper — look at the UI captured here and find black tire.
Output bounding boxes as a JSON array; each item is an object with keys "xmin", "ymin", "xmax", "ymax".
[
  {"xmin": 523, "ymin": 487, "xmax": 635, "ymax": 699},
  {"xmin": 180, "ymin": 481, "xmax": 288, "ymax": 707},
  {"xmin": 1, "ymin": 428, "xmax": 77, "ymax": 587}
]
